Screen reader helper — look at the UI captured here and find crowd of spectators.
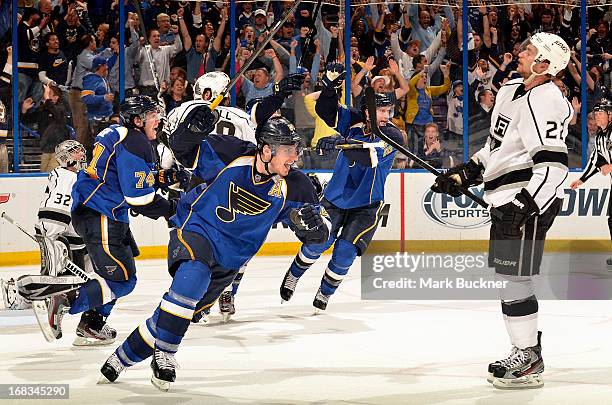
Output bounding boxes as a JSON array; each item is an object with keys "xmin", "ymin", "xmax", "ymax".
[{"xmin": 0, "ymin": 0, "xmax": 610, "ymax": 173}]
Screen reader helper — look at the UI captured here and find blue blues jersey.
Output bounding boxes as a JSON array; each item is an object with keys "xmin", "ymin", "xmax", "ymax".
[
  {"xmin": 81, "ymin": 73, "xmax": 113, "ymax": 120},
  {"xmin": 171, "ymin": 135, "xmax": 318, "ymax": 269},
  {"xmin": 321, "ymin": 104, "xmax": 404, "ymax": 209},
  {"xmin": 72, "ymin": 125, "xmax": 159, "ymax": 223}
]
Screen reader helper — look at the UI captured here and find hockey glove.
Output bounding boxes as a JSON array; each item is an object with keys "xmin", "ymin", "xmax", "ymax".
[
  {"xmin": 321, "ymin": 62, "xmax": 346, "ymax": 96},
  {"xmin": 157, "ymin": 168, "xmax": 192, "ymax": 191},
  {"xmin": 274, "ymin": 73, "xmax": 305, "ymax": 98},
  {"xmin": 306, "ymin": 172, "xmax": 324, "ymax": 200},
  {"xmin": 176, "ymin": 105, "xmax": 219, "ymax": 142},
  {"xmin": 289, "ymin": 203, "xmax": 330, "ymax": 245},
  {"xmin": 315, "ymin": 135, "xmax": 345, "ymax": 155},
  {"xmin": 497, "ymin": 189, "xmax": 540, "ymax": 239},
  {"xmin": 431, "ymin": 158, "xmax": 484, "ymax": 196}
]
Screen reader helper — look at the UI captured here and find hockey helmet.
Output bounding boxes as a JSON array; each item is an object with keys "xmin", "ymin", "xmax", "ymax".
[
  {"xmin": 55, "ymin": 140, "xmax": 87, "ymax": 170},
  {"xmin": 359, "ymin": 90, "xmax": 394, "ymax": 112},
  {"xmin": 524, "ymin": 32, "xmax": 570, "ymax": 76},
  {"xmin": 119, "ymin": 95, "xmax": 160, "ymax": 125},
  {"xmin": 256, "ymin": 116, "xmax": 302, "ymax": 155},
  {"xmin": 593, "ymin": 98, "xmax": 612, "ymax": 113},
  {"xmin": 193, "ymin": 71, "xmax": 230, "ymax": 101}
]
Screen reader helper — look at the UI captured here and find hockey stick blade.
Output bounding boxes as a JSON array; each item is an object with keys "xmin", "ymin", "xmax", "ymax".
[{"xmin": 363, "ymin": 87, "xmax": 501, "ymax": 218}]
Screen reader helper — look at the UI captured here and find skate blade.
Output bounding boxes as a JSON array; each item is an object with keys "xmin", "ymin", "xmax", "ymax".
[
  {"xmin": 73, "ymin": 336, "xmax": 115, "ymax": 346},
  {"xmin": 492, "ymin": 374, "xmax": 544, "ymax": 390},
  {"xmin": 486, "ymin": 373, "xmax": 494, "ymax": 384},
  {"xmin": 221, "ymin": 312, "xmax": 231, "ymax": 322},
  {"xmin": 97, "ymin": 373, "xmax": 115, "ymax": 384},
  {"xmin": 151, "ymin": 375, "xmax": 171, "ymax": 392},
  {"xmin": 31, "ymin": 300, "xmax": 57, "ymax": 342}
]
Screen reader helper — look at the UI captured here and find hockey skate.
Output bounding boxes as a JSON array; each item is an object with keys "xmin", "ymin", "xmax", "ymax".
[
  {"xmin": 313, "ymin": 289, "xmax": 329, "ymax": 313},
  {"xmin": 219, "ymin": 291, "xmax": 235, "ymax": 322},
  {"xmin": 98, "ymin": 353, "xmax": 125, "ymax": 384},
  {"xmin": 32, "ymin": 293, "xmax": 70, "ymax": 342},
  {"xmin": 490, "ymin": 332, "xmax": 544, "ymax": 389},
  {"xmin": 151, "ymin": 349, "xmax": 178, "ymax": 392},
  {"xmin": 73, "ymin": 310, "xmax": 117, "ymax": 346},
  {"xmin": 280, "ymin": 270, "xmax": 300, "ymax": 303},
  {"xmin": 1, "ymin": 278, "xmax": 32, "ymax": 310}
]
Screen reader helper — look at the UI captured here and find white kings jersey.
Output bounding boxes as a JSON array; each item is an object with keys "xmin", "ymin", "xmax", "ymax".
[
  {"xmin": 473, "ymin": 78, "xmax": 573, "ymax": 212},
  {"xmin": 159, "ymin": 101, "xmax": 257, "ymax": 169},
  {"xmin": 37, "ymin": 167, "xmax": 84, "ymax": 249}
]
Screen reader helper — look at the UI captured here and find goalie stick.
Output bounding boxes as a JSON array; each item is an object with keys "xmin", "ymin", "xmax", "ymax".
[
  {"xmin": 363, "ymin": 87, "xmax": 502, "ymax": 218},
  {"xmin": 1, "ymin": 212, "xmax": 90, "ymax": 281}
]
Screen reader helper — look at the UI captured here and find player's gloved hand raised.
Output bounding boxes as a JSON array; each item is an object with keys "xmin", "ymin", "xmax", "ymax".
[
  {"xmin": 183, "ymin": 105, "xmax": 219, "ymax": 138},
  {"xmin": 315, "ymin": 135, "xmax": 344, "ymax": 155},
  {"xmin": 306, "ymin": 172, "xmax": 324, "ymax": 200},
  {"xmin": 274, "ymin": 73, "xmax": 305, "ymax": 98},
  {"xmin": 431, "ymin": 176, "xmax": 462, "ymax": 197},
  {"xmin": 497, "ymin": 189, "xmax": 540, "ymax": 239},
  {"xmin": 321, "ymin": 62, "xmax": 346, "ymax": 94},
  {"xmin": 157, "ymin": 168, "xmax": 192, "ymax": 191},
  {"xmin": 289, "ymin": 203, "xmax": 330, "ymax": 245}
]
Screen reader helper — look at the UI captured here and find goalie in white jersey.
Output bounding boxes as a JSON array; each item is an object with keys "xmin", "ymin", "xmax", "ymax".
[
  {"xmin": 432, "ymin": 33, "xmax": 572, "ymax": 390},
  {"xmin": 1, "ymin": 140, "xmax": 90, "ymax": 310}
]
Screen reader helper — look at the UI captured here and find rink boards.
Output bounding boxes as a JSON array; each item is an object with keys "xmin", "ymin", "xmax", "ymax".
[{"xmin": 0, "ymin": 172, "xmax": 609, "ymax": 266}]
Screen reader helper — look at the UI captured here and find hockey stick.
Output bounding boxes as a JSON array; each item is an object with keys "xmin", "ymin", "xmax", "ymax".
[
  {"xmin": 209, "ymin": 0, "xmax": 306, "ymax": 110},
  {"xmin": 1, "ymin": 212, "xmax": 91, "ymax": 281},
  {"xmin": 363, "ymin": 87, "xmax": 502, "ymax": 218}
]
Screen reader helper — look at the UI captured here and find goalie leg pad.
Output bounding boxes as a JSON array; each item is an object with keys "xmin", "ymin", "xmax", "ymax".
[
  {"xmin": 36, "ymin": 234, "xmax": 70, "ymax": 276},
  {"xmin": 16, "ymin": 274, "xmax": 83, "ymax": 301}
]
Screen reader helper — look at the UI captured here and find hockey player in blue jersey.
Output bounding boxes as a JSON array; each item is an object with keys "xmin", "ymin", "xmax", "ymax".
[
  {"xmin": 18, "ymin": 95, "xmax": 189, "ymax": 345},
  {"xmin": 279, "ymin": 63, "xmax": 405, "ymax": 311},
  {"xmin": 97, "ymin": 110, "xmax": 330, "ymax": 391}
]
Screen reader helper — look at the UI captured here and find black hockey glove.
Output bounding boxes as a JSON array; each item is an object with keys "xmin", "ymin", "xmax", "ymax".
[
  {"xmin": 306, "ymin": 172, "xmax": 324, "ymax": 200},
  {"xmin": 431, "ymin": 158, "xmax": 484, "ymax": 196},
  {"xmin": 315, "ymin": 135, "xmax": 344, "ymax": 155},
  {"xmin": 321, "ymin": 62, "xmax": 346, "ymax": 96},
  {"xmin": 175, "ymin": 105, "xmax": 219, "ymax": 143},
  {"xmin": 497, "ymin": 189, "xmax": 540, "ymax": 239},
  {"xmin": 157, "ymin": 168, "xmax": 192, "ymax": 191},
  {"xmin": 289, "ymin": 203, "xmax": 330, "ymax": 245},
  {"xmin": 274, "ymin": 73, "xmax": 305, "ymax": 98}
]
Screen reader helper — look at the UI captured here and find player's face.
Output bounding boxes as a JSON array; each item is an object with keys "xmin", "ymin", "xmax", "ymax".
[
  {"xmin": 517, "ymin": 43, "xmax": 540, "ymax": 77},
  {"xmin": 594, "ymin": 110, "xmax": 609, "ymax": 129},
  {"xmin": 376, "ymin": 106, "xmax": 392, "ymax": 126},
  {"xmin": 269, "ymin": 144, "xmax": 300, "ymax": 177},
  {"xmin": 143, "ymin": 111, "xmax": 161, "ymax": 140}
]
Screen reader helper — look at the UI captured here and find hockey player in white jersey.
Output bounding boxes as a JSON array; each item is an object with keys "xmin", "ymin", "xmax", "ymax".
[
  {"xmin": 432, "ymin": 32, "xmax": 572, "ymax": 389},
  {"xmin": 570, "ymin": 98, "xmax": 612, "ymax": 266},
  {"xmin": 1, "ymin": 140, "xmax": 90, "ymax": 313}
]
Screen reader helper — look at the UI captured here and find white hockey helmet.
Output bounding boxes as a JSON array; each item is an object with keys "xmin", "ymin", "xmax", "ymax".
[
  {"xmin": 193, "ymin": 71, "xmax": 230, "ymax": 101},
  {"xmin": 527, "ymin": 32, "xmax": 571, "ymax": 76},
  {"xmin": 55, "ymin": 139, "xmax": 86, "ymax": 170}
]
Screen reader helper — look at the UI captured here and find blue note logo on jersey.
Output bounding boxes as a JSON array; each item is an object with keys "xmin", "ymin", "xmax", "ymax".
[{"xmin": 216, "ymin": 181, "xmax": 272, "ymax": 223}]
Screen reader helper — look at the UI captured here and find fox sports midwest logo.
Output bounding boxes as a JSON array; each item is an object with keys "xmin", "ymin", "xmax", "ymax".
[{"xmin": 422, "ymin": 187, "xmax": 491, "ymax": 229}]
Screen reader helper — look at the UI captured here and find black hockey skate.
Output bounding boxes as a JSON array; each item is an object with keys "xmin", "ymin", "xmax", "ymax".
[
  {"xmin": 151, "ymin": 349, "xmax": 178, "ymax": 392},
  {"xmin": 45, "ymin": 293, "xmax": 70, "ymax": 340},
  {"xmin": 98, "ymin": 353, "xmax": 125, "ymax": 384},
  {"xmin": 490, "ymin": 331, "xmax": 544, "ymax": 389},
  {"xmin": 219, "ymin": 291, "xmax": 235, "ymax": 322},
  {"xmin": 280, "ymin": 270, "xmax": 300, "ymax": 302},
  {"xmin": 313, "ymin": 289, "xmax": 329, "ymax": 312},
  {"xmin": 73, "ymin": 310, "xmax": 117, "ymax": 346},
  {"xmin": 192, "ymin": 307, "xmax": 210, "ymax": 325}
]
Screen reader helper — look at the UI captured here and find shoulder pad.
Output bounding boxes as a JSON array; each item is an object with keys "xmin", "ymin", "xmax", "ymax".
[{"xmin": 122, "ymin": 128, "xmax": 156, "ymax": 163}]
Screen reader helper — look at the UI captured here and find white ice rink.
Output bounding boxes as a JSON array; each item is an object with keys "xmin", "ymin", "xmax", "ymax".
[{"xmin": 1, "ymin": 256, "xmax": 612, "ymax": 405}]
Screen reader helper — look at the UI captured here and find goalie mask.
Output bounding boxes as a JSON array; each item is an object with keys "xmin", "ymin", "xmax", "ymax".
[
  {"xmin": 193, "ymin": 71, "xmax": 230, "ymax": 101},
  {"xmin": 55, "ymin": 140, "xmax": 87, "ymax": 170}
]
